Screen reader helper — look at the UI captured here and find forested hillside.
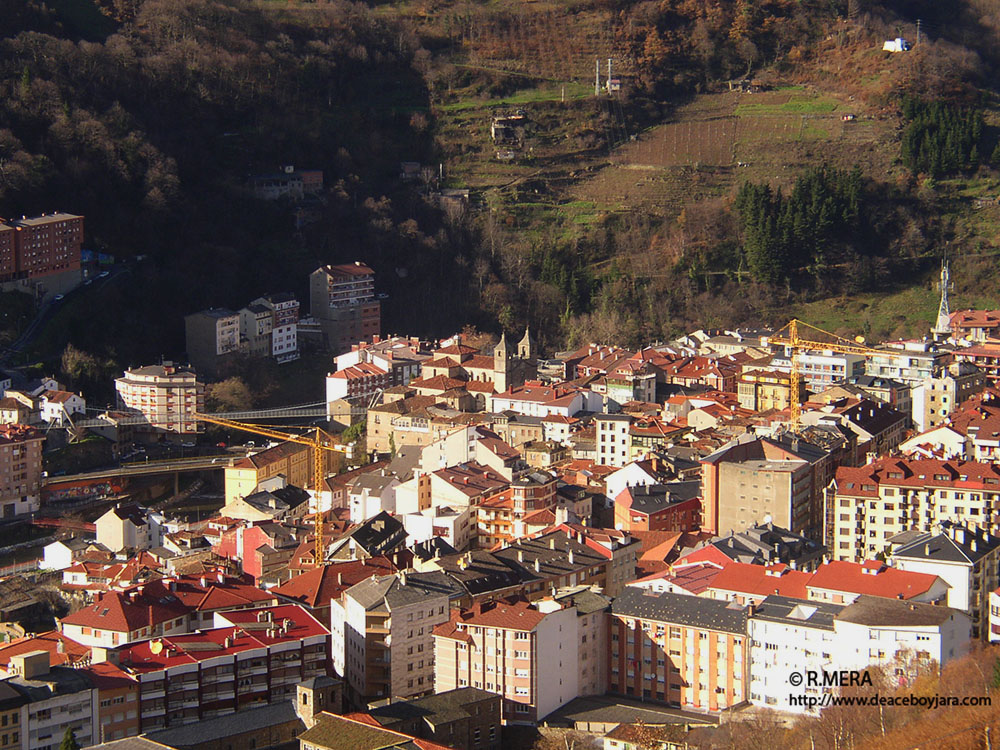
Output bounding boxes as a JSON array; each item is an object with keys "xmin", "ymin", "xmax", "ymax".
[{"xmin": 2, "ymin": 0, "xmax": 1000, "ymax": 372}]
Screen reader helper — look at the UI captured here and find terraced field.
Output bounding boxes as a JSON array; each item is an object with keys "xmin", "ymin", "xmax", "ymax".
[{"xmin": 569, "ymin": 87, "xmax": 898, "ymax": 217}]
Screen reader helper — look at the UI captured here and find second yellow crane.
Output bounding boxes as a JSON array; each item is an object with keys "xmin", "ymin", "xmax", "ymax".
[
  {"xmin": 195, "ymin": 414, "xmax": 349, "ymax": 568},
  {"xmin": 769, "ymin": 319, "xmax": 880, "ymax": 432}
]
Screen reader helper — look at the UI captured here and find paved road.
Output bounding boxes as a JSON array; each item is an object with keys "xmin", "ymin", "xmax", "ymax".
[{"xmin": 0, "ymin": 265, "xmax": 128, "ymax": 366}]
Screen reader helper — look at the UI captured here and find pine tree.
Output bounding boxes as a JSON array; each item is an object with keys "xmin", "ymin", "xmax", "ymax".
[{"xmin": 60, "ymin": 728, "xmax": 80, "ymax": 750}]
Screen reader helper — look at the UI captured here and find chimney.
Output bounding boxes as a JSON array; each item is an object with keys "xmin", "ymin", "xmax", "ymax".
[
  {"xmin": 400, "ymin": 570, "xmax": 407, "ymax": 586},
  {"xmin": 534, "ymin": 559, "xmax": 541, "ymax": 573},
  {"xmin": 568, "ymin": 550, "xmax": 574, "ymax": 565},
  {"xmin": 148, "ymin": 604, "xmax": 154, "ymax": 628},
  {"xmin": 549, "ymin": 538, "xmax": 556, "ymax": 550},
  {"xmin": 517, "ymin": 550, "xmax": 524, "ymax": 562},
  {"xmin": 337, "ymin": 572, "xmax": 343, "ymax": 585}
]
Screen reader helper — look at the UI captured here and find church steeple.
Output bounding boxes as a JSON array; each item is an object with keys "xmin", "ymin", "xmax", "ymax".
[
  {"xmin": 493, "ymin": 332, "xmax": 510, "ymax": 393},
  {"xmin": 517, "ymin": 326, "xmax": 536, "ymax": 361}
]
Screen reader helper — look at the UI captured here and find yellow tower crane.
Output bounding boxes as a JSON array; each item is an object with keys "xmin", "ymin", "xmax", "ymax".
[
  {"xmin": 195, "ymin": 414, "xmax": 349, "ymax": 568},
  {"xmin": 769, "ymin": 319, "xmax": 881, "ymax": 432}
]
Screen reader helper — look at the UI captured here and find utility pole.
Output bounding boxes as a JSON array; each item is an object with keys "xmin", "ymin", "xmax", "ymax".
[
  {"xmin": 607, "ymin": 57, "xmax": 612, "ymax": 90},
  {"xmin": 595, "ymin": 58, "xmax": 600, "ymax": 96},
  {"xmin": 916, "ymin": 18, "xmax": 921, "ymax": 45}
]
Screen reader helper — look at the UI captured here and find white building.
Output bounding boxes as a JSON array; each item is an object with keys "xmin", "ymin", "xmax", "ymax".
[
  {"xmin": 95, "ymin": 504, "xmax": 165, "ymax": 552},
  {"xmin": 38, "ymin": 391, "xmax": 85, "ymax": 426},
  {"xmin": 41, "ymin": 538, "xmax": 91, "ymax": 571},
  {"xmin": 595, "ymin": 414, "xmax": 631, "ymax": 468},
  {"xmin": 114, "ymin": 363, "xmax": 204, "ymax": 434},
  {"xmin": 401, "ymin": 505, "xmax": 475, "ymax": 552},
  {"xmin": 749, "ymin": 594, "xmax": 970, "ymax": 715},
  {"xmin": 889, "ymin": 523, "xmax": 1000, "ymax": 640}
]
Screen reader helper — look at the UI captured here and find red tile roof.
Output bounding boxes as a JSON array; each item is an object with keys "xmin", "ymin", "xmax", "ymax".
[
  {"xmin": 708, "ymin": 562, "xmax": 812, "ymax": 599},
  {"xmin": 118, "ymin": 605, "xmax": 328, "ymax": 673},
  {"xmin": 0, "ymin": 630, "xmax": 90, "ymax": 670},
  {"xmin": 630, "ymin": 560, "xmax": 725, "ymax": 595},
  {"xmin": 807, "ymin": 560, "xmax": 941, "ymax": 600},
  {"xmin": 434, "ymin": 598, "xmax": 547, "ymax": 637},
  {"xmin": 272, "ymin": 556, "xmax": 397, "ymax": 608}
]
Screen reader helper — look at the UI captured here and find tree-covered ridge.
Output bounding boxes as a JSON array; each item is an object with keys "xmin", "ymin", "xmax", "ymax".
[
  {"xmin": 900, "ymin": 96, "xmax": 985, "ymax": 176},
  {"xmin": 735, "ymin": 166, "xmax": 867, "ymax": 284}
]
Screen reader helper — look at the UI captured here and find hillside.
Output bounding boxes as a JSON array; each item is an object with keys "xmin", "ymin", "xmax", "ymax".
[{"xmin": 1, "ymin": 0, "xmax": 1000, "ymax": 380}]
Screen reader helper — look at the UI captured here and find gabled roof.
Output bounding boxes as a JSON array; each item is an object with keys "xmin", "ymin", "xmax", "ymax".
[
  {"xmin": 708, "ymin": 562, "xmax": 811, "ymax": 600},
  {"xmin": 807, "ymin": 560, "xmax": 943, "ymax": 600},
  {"xmin": 272, "ymin": 557, "xmax": 397, "ymax": 608}
]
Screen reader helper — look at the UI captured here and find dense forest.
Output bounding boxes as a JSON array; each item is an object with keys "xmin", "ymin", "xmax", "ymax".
[{"xmin": 1, "ymin": 0, "xmax": 1000, "ymax": 378}]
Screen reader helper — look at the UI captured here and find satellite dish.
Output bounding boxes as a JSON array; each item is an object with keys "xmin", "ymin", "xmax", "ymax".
[{"xmin": 150, "ymin": 640, "xmax": 163, "ymax": 655}]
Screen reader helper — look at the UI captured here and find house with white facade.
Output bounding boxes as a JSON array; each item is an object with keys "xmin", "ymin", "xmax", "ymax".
[{"xmin": 38, "ymin": 391, "xmax": 86, "ymax": 426}]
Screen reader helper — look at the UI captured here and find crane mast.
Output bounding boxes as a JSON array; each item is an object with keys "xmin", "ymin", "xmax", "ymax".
[
  {"xmin": 195, "ymin": 413, "xmax": 347, "ymax": 568},
  {"xmin": 769, "ymin": 319, "xmax": 880, "ymax": 433}
]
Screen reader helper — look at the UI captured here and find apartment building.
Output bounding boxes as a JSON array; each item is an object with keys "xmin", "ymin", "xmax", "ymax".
[
  {"xmin": 309, "ymin": 263, "xmax": 381, "ymax": 353},
  {"xmin": 829, "ymin": 457, "xmax": 1000, "ymax": 561},
  {"xmin": 433, "ymin": 592, "xmax": 610, "ymax": 725},
  {"xmin": 701, "ymin": 435, "xmax": 829, "ymax": 539},
  {"xmin": 748, "ymin": 594, "xmax": 970, "ymax": 715},
  {"xmin": 912, "ymin": 361, "xmax": 987, "ymax": 433},
  {"xmin": 184, "ymin": 309, "xmax": 240, "ymax": 377},
  {"xmin": 595, "ymin": 415, "xmax": 632, "ymax": 468},
  {"xmin": 0, "ymin": 425, "xmax": 44, "ymax": 518},
  {"xmin": 224, "ymin": 441, "xmax": 333, "ymax": 504},
  {"xmin": 542, "ymin": 524, "xmax": 640, "ymax": 597},
  {"xmin": 239, "ymin": 294, "xmax": 300, "ymax": 364},
  {"xmin": 334, "ymin": 336, "xmax": 431, "ymax": 388},
  {"xmin": 866, "ymin": 340, "xmax": 947, "ymax": 384},
  {"xmin": 608, "ymin": 588, "xmax": 748, "ymax": 713},
  {"xmin": 0, "ymin": 224, "xmax": 14, "ymax": 278},
  {"xmin": 0, "ymin": 213, "xmax": 83, "ymax": 281},
  {"xmin": 0, "ymin": 683, "xmax": 24, "ymax": 750},
  {"xmin": 325, "ymin": 362, "xmax": 390, "ymax": 404},
  {"xmin": 737, "ymin": 368, "xmax": 797, "ymax": 412},
  {"xmin": 890, "ymin": 523, "xmax": 1000, "ymax": 639},
  {"xmin": 705, "ymin": 559, "xmax": 949, "ymax": 607},
  {"xmin": 330, "ymin": 571, "xmax": 464, "ymax": 707},
  {"xmin": 116, "ymin": 605, "xmax": 329, "ymax": 733},
  {"xmin": 476, "ymin": 471, "xmax": 557, "ymax": 549},
  {"xmin": 6, "ymin": 653, "xmax": 97, "ymax": 750},
  {"xmin": 114, "ymin": 363, "xmax": 204, "ymax": 435}
]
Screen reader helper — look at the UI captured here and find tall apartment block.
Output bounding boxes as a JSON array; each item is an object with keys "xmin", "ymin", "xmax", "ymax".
[
  {"xmin": 115, "ymin": 363, "xmax": 205, "ymax": 434},
  {"xmin": 184, "ymin": 308, "xmax": 240, "ymax": 377},
  {"xmin": 239, "ymin": 293, "xmax": 300, "ymax": 364},
  {"xmin": 0, "ymin": 424, "xmax": 45, "ymax": 518},
  {"xmin": 0, "ymin": 212, "xmax": 84, "ymax": 280},
  {"xmin": 309, "ymin": 263, "xmax": 381, "ymax": 354}
]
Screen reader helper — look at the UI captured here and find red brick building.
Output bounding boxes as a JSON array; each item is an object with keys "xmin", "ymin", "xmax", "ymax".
[
  {"xmin": 613, "ymin": 482, "xmax": 701, "ymax": 533},
  {"xmin": 0, "ymin": 213, "xmax": 83, "ymax": 280}
]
